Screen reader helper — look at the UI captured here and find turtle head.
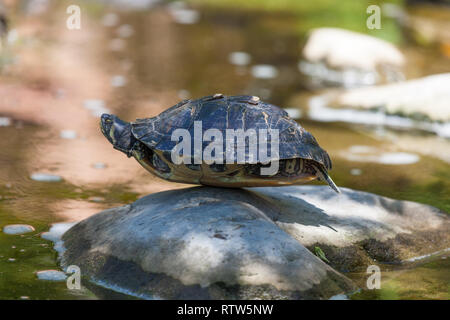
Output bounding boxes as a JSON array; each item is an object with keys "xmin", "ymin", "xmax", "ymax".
[{"xmin": 100, "ymin": 114, "xmax": 135, "ymax": 157}]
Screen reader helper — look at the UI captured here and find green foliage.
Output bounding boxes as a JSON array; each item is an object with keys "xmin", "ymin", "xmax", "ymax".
[{"xmin": 189, "ymin": 0, "xmax": 404, "ymax": 43}]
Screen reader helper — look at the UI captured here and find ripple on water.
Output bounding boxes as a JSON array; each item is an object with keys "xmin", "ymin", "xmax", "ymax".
[
  {"xmin": 111, "ymin": 75, "xmax": 127, "ymax": 87},
  {"xmin": 36, "ymin": 270, "xmax": 67, "ymax": 281},
  {"xmin": 116, "ymin": 24, "xmax": 134, "ymax": 38},
  {"xmin": 60, "ymin": 130, "xmax": 77, "ymax": 139},
  {"xmin": 83, "ymin": 99, "xmax": 111, "ymax": 117},
  {"xmin": 30, "ymin": 173, "xmax": 63, "ymax": 182},
  {"xmin": 3, "ymin": 224, "xmax": 35, "ymax": 235},
  {"xmin": 168, "ymin": 2, "xmax": 200, "ymax": 25},
  {"xmin": 283, "ymin": 108, "xmax": 302, "ymax": 119},
  {"xmin": 251, "ymin": 65, "xmax": 279, "ymax": 79},
  {"xmin": 228, "ymin": 52, "xmax": 251, "ymax": 66},
  {"xmin": 343, "ymin": 145, "xmax": 420, "ymax": 165},
  {"xmin": 102, "ymin": 13, "xmax": 119, "ymax": 27},
  {"xmin": 0, "ymin": 117, "xmax": 12, "ymax": 127},
  {"xmin": 92, "ymin": 162, "xmax": 107, "ymax": 169}
]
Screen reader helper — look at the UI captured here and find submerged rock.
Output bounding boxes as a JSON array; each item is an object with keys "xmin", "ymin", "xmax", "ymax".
[
  {"xmin": 61, "ymin": 186, "xmax": 449, "ymax": 299},
  {"xmin": 3, "ymin": 224, "xmax": 35, "ymax": 235},
  {"xmin": 303, "ymin": 28, "xmax": 404, "ymax": 70},
  {"xmin": 36, "ymin": 270, "xmax": 67, "ymax": 281}
]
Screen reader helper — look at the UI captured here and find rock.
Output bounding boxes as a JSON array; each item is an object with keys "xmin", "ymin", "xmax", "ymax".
[
  {"xmin": 62, "ymin": 187, "xmax": 354, "ymax": 300},
  {"xmin": 83, "ymin": 99, "xmax": 111, "ymax": 118},
  {"xmin": 333, "ymin": 73, "xmax": 450, "ymax": 122},
  {"xmin": 301, "ymin": 28, "xmax": 405, "ymax": 87},
  {"xmin": 61, "ymin": 186, "xmax": 449, "ymax": 299},
  {"xmin": 228, "ymin": 52, "xmax": 251, "ymax": 66},
  {"xmin": 303, "ymin": 28, "xmax": 404, "ymax": 71},
  {"xmin": 252, "ymin": 186, "xmax": 449, "ymax": 272},
  {"xmin": 0, "ymin": 117, "xmax": 11, "ymax": 127}
]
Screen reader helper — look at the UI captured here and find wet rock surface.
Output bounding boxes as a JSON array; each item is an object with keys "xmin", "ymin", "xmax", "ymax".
[{"xmin": 61, "ymin": 186, "xmax": 449, "ymax": 299}]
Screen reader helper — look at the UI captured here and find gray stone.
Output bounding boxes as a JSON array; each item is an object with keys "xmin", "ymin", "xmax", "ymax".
[{"xmin": 61, "ymin": 186, "xmax": 449, "ymax": 299}]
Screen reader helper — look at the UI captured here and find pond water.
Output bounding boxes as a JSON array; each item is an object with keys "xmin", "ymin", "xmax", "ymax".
[{"xmin": 0, "ymin": 0, "xmax": 448, "ymax": 299}]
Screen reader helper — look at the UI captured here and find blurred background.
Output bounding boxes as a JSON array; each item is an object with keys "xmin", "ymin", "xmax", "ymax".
[{"xmin": 0, "ymin": 0, "xmax": 448, "ymax": 299}]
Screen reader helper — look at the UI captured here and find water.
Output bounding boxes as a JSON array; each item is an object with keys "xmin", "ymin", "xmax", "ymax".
[{"xmin": 0, "ymin": 0, "xmax": 448, "ymax": 299}]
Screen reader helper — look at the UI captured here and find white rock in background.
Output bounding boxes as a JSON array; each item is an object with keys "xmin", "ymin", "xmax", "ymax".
[
  {"xmin": 283, "ymin": 108, "xmax": 302, "ymax": 119},
  {"xmin": 334, "ymin": 73, "xmax": 450, "ymax": 122},
  {"xmin": 303, "ymin": 28, "xmax": 404, "ymax": 71},
  {"xmin": 228, "ymin": 52, "xmax": 251, "ymax": 66},
  {"xmin": 299, "ymin": 61, "xmax": 379, "ymax": 88}
]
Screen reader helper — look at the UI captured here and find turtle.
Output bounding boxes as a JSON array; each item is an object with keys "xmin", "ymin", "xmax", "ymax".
[{"xmin": 100, "ymin": 94, "xmax": 340, "ymax": 192}]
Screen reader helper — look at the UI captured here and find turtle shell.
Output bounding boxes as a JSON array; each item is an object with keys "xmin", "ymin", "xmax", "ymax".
[{"xmin": 131, "ymin": 95, "xmax": 331, "ymax": 169}]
